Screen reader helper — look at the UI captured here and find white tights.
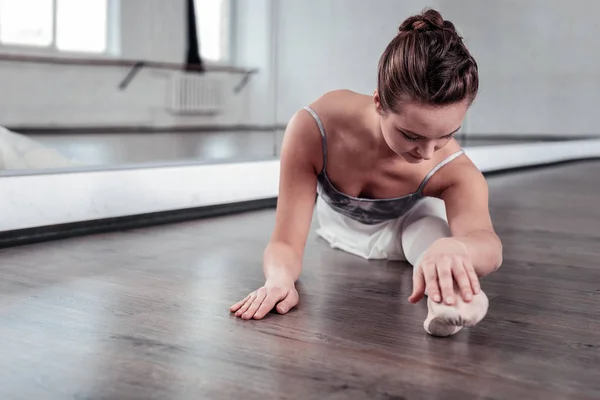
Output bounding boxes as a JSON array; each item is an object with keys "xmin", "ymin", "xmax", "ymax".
[{"xmin": 315, "ymin": 195, "xmax": 489, "ymax": 337}]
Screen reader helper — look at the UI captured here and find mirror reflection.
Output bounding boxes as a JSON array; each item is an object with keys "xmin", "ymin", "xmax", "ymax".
[{"xmin": 0, "ymin": 0, "xmax": 283, "ymax": 173}]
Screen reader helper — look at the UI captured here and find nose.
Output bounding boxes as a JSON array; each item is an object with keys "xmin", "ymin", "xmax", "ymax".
[{"xmin": 418, "ymin": 141, "xmax": 436, "ymax": 160}]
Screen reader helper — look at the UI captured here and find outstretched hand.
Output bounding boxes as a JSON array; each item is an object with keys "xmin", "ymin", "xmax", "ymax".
[
  {"xmin": 409, "ymin": 237, "xmax": 481, "ymax": 305},
  {"xmin": 229, "ymin": 276, "xmax": 299, "ymax": 320}
]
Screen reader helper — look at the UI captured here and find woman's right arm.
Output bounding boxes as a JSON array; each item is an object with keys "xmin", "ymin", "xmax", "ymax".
[{"xmin": 229, "ymin": 108, "xmax": 323, "ymax": 320}]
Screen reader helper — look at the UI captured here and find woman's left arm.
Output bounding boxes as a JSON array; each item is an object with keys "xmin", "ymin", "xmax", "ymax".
[
  {"xmin": 440, "ymin": 166, "xmax": 503, "ymax": 277},
  {"xmin": 408, "ymin": 162, "xmax": 504, "ymax": 306}
]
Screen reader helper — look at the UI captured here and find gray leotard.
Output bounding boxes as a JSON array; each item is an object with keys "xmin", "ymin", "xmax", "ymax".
[{"xmin": 304, "ymin": 106, "xmax": 465, "ymax": 225}]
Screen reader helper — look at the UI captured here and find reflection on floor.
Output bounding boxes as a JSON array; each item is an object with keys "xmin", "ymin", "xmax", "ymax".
[
  {"xmin": 29, "ymin": 130, "xmax": 285, "ymax": 167},
  {"xmin": 0, "ymin": 127, "xmax": 79, "ymax": 171},
  {"xmin": 0, "ymin": 123, "xmax": 592, "ymax": 172},
  {"xmin": 28, "ymin": 129, "xmax": 569, "ymax": 168},
  {"xmin": 0, "ymin": 161, "xmax": 598, "ymax": 398}
]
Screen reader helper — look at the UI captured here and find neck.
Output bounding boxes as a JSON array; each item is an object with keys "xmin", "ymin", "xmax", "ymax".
[{"xmin": 365, "ymin": 103, "xmax": 400, "ymax": 160}]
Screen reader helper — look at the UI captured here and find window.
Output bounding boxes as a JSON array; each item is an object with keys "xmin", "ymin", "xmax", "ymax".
[
  {"xmin": 0, "ymin": 0, "xmax": 111, "ymax": 54},
  {"xmin": 195, "ymin": 0, "xmax": 230, "ymax": 62}
]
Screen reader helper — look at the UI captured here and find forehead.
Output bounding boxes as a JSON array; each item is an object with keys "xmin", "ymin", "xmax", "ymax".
[{"xmin": 393, "ymin": 102, "xmax": 468, "ymax": 137}]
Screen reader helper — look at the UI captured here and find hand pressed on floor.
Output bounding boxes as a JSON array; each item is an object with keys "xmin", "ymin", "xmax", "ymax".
[{"xmin": 229, "ymin": 277, "xmax": 299, "ymax": 320}]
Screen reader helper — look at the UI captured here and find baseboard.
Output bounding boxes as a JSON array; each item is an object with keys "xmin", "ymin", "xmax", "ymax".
[
  {"xmin": 8, "ymin": 124, "xmax": 288, "ymax": 135},
  {"xmin": 0, "ymin": 197, "xmax": 277, "ymax": 249},
  {"xmin": 460, "ymin": 134, "xmax": 599, "ymax": 142},
  {"xmin": 480, "ymin": 156, "xmax": 600, "ymax": 177},
  {"xmin": 10, "ymin": 126, "xmax": 598, "ymax": 141}
]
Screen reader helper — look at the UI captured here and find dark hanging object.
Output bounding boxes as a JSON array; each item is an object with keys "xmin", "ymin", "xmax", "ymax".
[{"xmin": 186, "ymin": 0, "xmax": 205, "ymax": 73}]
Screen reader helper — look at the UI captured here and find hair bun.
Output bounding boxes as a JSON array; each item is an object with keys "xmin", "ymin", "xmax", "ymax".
[
  {"xmin": 411, "ymin": 20, "xmax": 429, "ymax": 30},
  {"xmin": 398, "ymin": 9, "xmax": 457, "ymax": 35}
]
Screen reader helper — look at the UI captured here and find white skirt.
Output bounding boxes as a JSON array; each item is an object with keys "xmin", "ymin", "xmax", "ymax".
[{"xmin": 314, "ymin": 194, "xmax": 449, "ymax": 261}]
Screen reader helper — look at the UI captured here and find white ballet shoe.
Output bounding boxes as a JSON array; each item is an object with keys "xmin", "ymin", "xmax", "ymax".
[{"xmin": 423, "ymin": 290, "xmax": 489, "ymax": 337}]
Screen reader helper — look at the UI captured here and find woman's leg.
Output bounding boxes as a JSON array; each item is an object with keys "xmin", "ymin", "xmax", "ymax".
[{"xmin": 400, "ymin": 197, "xmax": 489, "ymax": 337}]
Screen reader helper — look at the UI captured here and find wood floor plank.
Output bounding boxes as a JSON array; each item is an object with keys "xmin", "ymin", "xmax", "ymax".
[{"xmin": 1, "ymin": 160, "xmax": 599, "ymax": 399}]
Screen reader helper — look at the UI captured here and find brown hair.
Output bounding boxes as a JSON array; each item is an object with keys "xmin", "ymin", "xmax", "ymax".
[{"xmin": 377, "ymin": 8, "xmax": 479, "ymax": 112}]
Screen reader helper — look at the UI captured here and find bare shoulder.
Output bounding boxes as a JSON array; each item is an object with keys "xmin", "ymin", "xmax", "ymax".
[
  {"xmin": 282, "ymin": 89, "xmax": 369, "ymax": 172},
  {"xmin": 308, "ymin": 89, "xmax": 368, "ymax": 121},
  {"xmin": 311, "ymin": 88, "xmax": 360, "ymax": 105},
  {"xmin": 280, "ymin": 105, "xmax": 328, "ymax": 175},
  {"xmin": 284, "ymin": 89, "xmax": 358, "ymax": 143},
  {"xmin": 448, "ymin": 151, "xmax": 485, "ymax": 183},
  {"xmin": 424, "ymin": 147, "xmax": 488, "ymax": 197}
]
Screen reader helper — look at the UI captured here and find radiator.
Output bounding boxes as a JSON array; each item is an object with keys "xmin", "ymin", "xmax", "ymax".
[{"xmin": 166, "ymin": 73, "xmax": 225, "ymax": 115}]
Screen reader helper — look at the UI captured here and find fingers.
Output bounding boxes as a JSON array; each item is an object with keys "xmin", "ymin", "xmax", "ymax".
[
  {"xmin": 276, "ymin": 289, "xmax": 299, "ymax": 314},
  {"xmin": 463, "ymin": 258, "xmax": 481, "ymax": 294},
  {"xmin": 240, "ymin": 289, "xmax": 267, "ymax": 320},
  {"xmin": 452, "ymin": 257, "xmax": 473, "ymax": 302},
  {"xmin": 422, "ymin": 260, "xmax": 441, "ymax": 303},
  {"xmin": 436, "ymin": 256, "xmax": 455, "ymax": 305},
  {"xmin": 234, "ymin": 292, "xmax": 256, "ymax": 318},
  {"xmin": 410, "ymin": 255, "xmax": 480, "ymax": 306},
  {"xmin": 253, "ymin": 289, "xmax": 286, "ymax": 320},
  {"xmin": 230, "ymin": 286, "xmax": 298, "ymax": 320},
  {"xmin": 408, "ymin": 267, "xmax": 426, "ymax": 304},
  {"xmin": 229, "ymin": 294, "xmax": 251, "ymax": 313}
]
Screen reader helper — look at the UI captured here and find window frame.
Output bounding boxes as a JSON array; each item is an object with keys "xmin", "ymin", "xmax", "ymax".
[{"xmin": 0, "ymin": 0, "xmax": 120, "ymax": 59}]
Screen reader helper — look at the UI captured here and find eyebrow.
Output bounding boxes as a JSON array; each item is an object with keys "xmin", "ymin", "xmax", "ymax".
[{"xmin": 400, "ymin": 126, "xmax": 462, "ymax": 138}]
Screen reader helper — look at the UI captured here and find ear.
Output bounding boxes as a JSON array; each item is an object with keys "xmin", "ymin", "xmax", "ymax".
[{"xmin": 373, "ymin": 90, "xmax": 384, "ymax": 114}]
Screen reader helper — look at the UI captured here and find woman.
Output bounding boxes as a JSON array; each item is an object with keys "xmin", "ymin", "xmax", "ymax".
[{"xmin": 230, "ymin": 8, "xmax": 503, "ymax": 337}]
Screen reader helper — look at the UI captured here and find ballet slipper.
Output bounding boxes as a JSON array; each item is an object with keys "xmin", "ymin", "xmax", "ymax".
[{"xmin": 423, "ymin": 288, "xmax": 489, "ymax": 337}]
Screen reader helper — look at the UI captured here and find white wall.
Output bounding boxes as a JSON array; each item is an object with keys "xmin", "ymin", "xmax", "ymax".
[
  {"xmin": 232, "ymin": 0, "xmax": 277, "ymax": 126},
  {"xmin": 275, "ymin": 0, "xmax": 439, "ymax": 124},
  {"xmin": 274, "ymin": 0, "xmax": 600, "ymax": 137},
  {"xmin": 436, "ymin": 0, "xmax": 600, "ymax": 137},
  {"xmin": 0, "ymin": 0, "xmax": 256, "ymax": 129}
]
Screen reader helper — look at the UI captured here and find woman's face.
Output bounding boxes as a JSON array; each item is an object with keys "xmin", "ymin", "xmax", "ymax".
[{"xmin": 374, "ymin": 92, "xmax": 468, "ymax": 163}]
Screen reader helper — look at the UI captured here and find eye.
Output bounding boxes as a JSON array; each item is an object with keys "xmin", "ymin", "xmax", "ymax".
[{"xmin": 401, "ymin": 132, "xmax": 419, "ymax": 142}]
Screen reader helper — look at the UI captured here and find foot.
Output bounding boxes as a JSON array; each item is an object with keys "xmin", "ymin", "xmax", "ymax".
[{"xmin": 423, "ymin": 289, "xmax": 489, "ymax": 337}]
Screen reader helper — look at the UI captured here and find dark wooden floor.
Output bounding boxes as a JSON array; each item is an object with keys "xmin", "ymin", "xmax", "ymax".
[{"xmin": 1, "ymin": 161, "xmax": 600, "ymax": 399}]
